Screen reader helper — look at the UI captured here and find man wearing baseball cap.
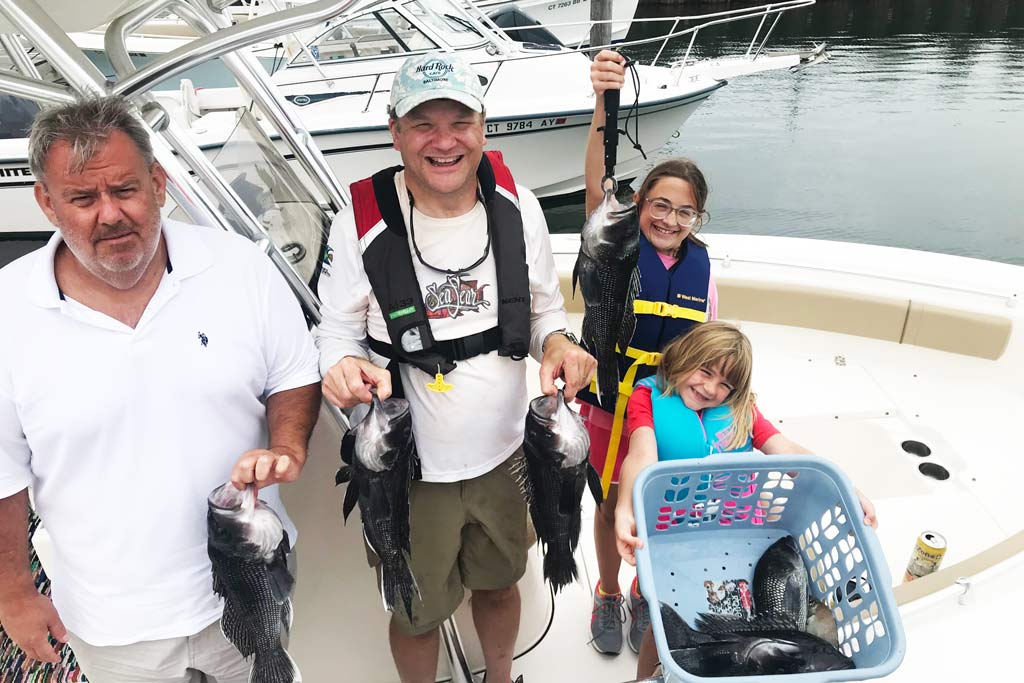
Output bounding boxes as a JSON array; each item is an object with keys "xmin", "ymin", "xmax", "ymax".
[{"xmin": 316, "ymin": 52, "xmax": 595, "ymax": 683}]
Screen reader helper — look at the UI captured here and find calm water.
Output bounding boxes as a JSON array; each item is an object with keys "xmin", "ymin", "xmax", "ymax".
[{"xmin": 543, "ymin": 0, "xmax": 1024, "ymax": 266}]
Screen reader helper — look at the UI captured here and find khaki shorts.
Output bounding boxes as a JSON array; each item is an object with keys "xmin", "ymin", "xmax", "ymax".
[
  {"xmin": 67, "ymin": 552, "xmax": 297, "ymax": 683},
  {"xmin": 368, "ymin": 449, "xmax": 531, "ymax": 636},
  {"xmin": 67, "ymin": 620, "xmax": 250, "ymax": 683}
]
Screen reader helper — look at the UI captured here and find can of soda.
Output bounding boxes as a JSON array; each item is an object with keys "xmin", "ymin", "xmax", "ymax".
[{"xmin": 903, "ymin": 531, "xmax": 947, "ymax": 582}]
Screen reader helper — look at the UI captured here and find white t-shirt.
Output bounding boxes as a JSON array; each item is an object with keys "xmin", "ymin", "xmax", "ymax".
[
  {"xmin": 0, "ymin": 220, "xmax": 321, "ymax": 646},
  {"xmin": 315, "ymin": 172, "xmax": 569, "ymax": 482}
]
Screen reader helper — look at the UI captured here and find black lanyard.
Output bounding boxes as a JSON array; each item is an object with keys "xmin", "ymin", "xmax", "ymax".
[{"xmin": 407, "ymin": 191, "xmax": 491, "ymax": 275}]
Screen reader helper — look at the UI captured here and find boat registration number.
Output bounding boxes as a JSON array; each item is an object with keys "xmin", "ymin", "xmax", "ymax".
[
  {"xmin": 486, "ymin": 117, "xmax": 568, "ymax": 134},
  {"xmin": 547, "ymin": 0, "xmax": 585, "ymax": 10}
]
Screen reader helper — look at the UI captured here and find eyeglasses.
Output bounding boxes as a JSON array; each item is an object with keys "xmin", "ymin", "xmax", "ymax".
[{"xmin": 645, "ymin": 198, "xmax": 704, "ymax": 227}]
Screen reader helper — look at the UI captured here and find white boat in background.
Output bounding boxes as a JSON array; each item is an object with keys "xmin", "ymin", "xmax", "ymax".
[
  {"xmin": 0, "ymin": 0, "xmax": 826, "ymax": 234},
  {"xmin": 479, "ymin": 0, "xmax": 639, "ymax": 47},
  {"xmin": 4, "ymin": 1, "xmax": 1021, "ymax": 682}
]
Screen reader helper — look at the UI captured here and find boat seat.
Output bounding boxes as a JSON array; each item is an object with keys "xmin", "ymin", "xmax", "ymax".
[
  {"xmin": 557, "ymin": 275, "xmax": 1012, "ymax": 360},
  {"xmin": 717, "ymin": 279, "xmax": 1012, "ymax": 360}
]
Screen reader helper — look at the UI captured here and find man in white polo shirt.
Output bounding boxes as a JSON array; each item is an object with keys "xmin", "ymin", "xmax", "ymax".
[{"xmin": 0, "ymin": 96, "xmax": 321, "ymax": 682}]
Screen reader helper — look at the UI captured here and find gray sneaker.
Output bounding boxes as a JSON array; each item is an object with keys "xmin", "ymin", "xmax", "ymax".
[
  {"xmin": 590, "ymin": 586, "xmax": 626, "ymax": 654},
  {"xmin": 628, "ymin": 583, "xmax": 650, "ymax": 655}
]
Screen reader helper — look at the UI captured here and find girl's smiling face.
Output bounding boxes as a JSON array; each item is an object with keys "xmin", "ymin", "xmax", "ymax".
[
  {"xmin": 678, "ymin": 360, "xmax": 735, "ymax": 411},
  {"xmin": 636, "ymin": 177, "xmax": 699, "ymax": 255}
]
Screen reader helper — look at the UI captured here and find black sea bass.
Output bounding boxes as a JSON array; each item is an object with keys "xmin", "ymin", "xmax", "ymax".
[
  {"xmin": 338, "ymin": 392, "xmax": 418, "ymax": 616},
  {"xmin": 670, "ymin": 535, "xmax": 850, "ymax": 676},
  {"xmin": 574, "ymin": 189, "xmax": 641, "ymax": 411},
  {"xmin": 519, "ymin": 389, "xmax": 604, "ymax": 591},
  {"xmin": 207, "ymin": 483, "xmax": 299, "ymax": 683},
  {"xmin": 662, "ymin": 604, "xmax": 855, "ymax": 676}
]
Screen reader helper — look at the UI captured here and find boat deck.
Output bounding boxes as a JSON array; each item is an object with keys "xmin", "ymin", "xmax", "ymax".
[
  {"xmin": 27, "ymin": 233, "xmax": 1023, "ymax": 681},
  {"xmin": 280, "ymin": 305, "xmax": 1022, "ymax": 681}
]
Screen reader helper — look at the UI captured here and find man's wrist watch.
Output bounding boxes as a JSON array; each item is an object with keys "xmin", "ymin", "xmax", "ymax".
[{"xmin": 542, "ymin": 328, "xmax": 580, "ymax": 352}]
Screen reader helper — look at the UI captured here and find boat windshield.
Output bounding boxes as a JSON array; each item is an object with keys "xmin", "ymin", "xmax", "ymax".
[
  {"xmin": 171, "ymin": 109, "xmax": 329, "ymax": 287},
  {"xmin": 402, "ymin": 0, "xmax": 485, "ymax": 48},
  {"xmin": 0, "ymin": 95, "xmax": 40, "ymax": 140},
  {"xmin": 294, "ymin": 8, "xmax": 438, "ymax": 64}
]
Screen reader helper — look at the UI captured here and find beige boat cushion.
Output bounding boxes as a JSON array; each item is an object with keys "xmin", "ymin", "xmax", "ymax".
[
  {"xmin": 558, "ymin": 274, "xmax": 1011, "ymax": 360},
  {"xmin": 902, "ymin": 301, "xmax": 1012, "ymax": 360},
  {"xmin": 717, "ymin": 280, "xmax": 908, "ymax": 343}
]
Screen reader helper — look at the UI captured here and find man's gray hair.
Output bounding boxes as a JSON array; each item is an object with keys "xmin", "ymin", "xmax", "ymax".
[{"xmin": 28, "ymin": 95, "xmax": 155, "ymax": 183}]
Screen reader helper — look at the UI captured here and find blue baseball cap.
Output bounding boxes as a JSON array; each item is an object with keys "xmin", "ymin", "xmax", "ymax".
[{"xmin": 389, "ymin": 52, "xmax": 485, "ymax": 119}]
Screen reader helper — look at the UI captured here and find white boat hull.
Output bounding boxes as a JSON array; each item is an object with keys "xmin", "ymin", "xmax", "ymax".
[
  {"xmin": 0, "ymin": 68, "xmax": 723, "ymax": 233},
  {"xmin": 295, "ymin": 89, "xmax": 714, "ymax": 199}
]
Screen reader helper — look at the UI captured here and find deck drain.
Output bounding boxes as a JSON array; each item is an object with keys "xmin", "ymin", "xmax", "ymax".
[
  {"xmin": 901, "ymin": 440, "xmax": 931, "ymax": 457},
  {"xmin": 919, "ymin": 463, "xmax": 950, "ymax": 481}
]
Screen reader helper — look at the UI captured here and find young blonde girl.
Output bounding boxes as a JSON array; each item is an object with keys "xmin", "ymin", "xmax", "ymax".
[{"xmin": 614, "ymin": 322, "xmax": 877, "ymax": 678}]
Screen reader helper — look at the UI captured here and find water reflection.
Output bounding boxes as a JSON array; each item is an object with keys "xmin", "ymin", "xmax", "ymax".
[{"xmin": 543, "ymin": 0, "xmax": 1024, "ymax": 265}]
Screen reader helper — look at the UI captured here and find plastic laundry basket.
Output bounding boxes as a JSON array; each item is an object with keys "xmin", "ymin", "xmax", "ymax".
[{"xmin": 634, "ymin": 454, "xmax": 905, "ymax": 683}]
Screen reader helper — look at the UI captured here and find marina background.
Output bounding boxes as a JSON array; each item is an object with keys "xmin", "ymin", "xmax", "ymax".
[
  {"xmin": 543, "ymin": 0, "xmax": 1024, "ymax": 266},
  {"xmin": 0, "ymin": 0, "xmax": 1021, "ymax": 268}
]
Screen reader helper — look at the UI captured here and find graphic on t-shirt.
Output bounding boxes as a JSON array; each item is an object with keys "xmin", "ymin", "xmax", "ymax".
[{"xmin": 424, "ymin": 273, "xmax": 491, "ymax": 319}]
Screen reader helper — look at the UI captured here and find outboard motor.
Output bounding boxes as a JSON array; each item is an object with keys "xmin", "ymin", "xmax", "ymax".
[{"xmin": 488, "ymin": 5, "xmax": 563, "ymax": 48}]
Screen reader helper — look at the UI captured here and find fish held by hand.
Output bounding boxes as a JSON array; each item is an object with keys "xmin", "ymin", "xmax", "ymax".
[
  {"xmin": 518, "ymin": 389, "xmax": 603, "ymax": 591},
  {"xmin": 207, "ymin": 483, "xmax": 299, "ymax": 683},
  {"xmin": 573, "ymin": 189, "xmax": 641, "ymax": 411},
  {"xmin": 337, "ymin": 392, "xmax": 419, "ymax": 616}
]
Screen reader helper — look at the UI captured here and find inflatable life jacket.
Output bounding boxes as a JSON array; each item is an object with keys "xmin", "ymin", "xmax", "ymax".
[
  {"xmin": 580, "ymin": 232, "xmax": 711, "ymax": 492},
  {"xmin": 637, "ymin": 376, "xmax": 752, "ymax": 459},
  {"xmin": 350, "ymin": 151, "xmax": 530, "ymax": 394}
]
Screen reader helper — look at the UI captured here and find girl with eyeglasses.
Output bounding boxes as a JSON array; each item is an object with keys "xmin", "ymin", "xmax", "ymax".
[
  {"xmin": 577, "ymin": 48, "xmax": 720, "ymax": 661},
  {"xmin": 578, "ymin": 51, "xmax": 878, "ymax": 678}
]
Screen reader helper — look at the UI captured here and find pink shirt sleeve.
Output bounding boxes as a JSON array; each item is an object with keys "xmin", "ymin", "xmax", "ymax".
[
  {"xmin": 626, "ymin": 384, "xmax": 655, "ymax": 436},
  {"xmin": 751, "ymin": 403, "xmax": 780, "ymax": 450},
  {"xmin": 707, "ymin": 274, "xmax": 719, "ymax": 321}
]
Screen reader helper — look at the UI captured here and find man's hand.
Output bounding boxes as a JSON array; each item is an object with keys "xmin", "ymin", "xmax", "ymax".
[
  {"xmin": 539, "ymin": 334, "xmax": 596, "ymax": 401},
  {"xmin": 230, "ymin": 447, "xmax": 303, "ymax": 490},
  {"xmin": 0, "ymin": 590, "xmax": 67, "ymax": 664},
  {"xmin": 591, "ymin": 49, "xmax": 626, "ymax": 96},
  {"xmin": 322, "ymin": 356, "xmax": 392, "ymax": 408},
  {"xmin": 614, "ymin": 509, "xmax": 643, "ymax": 567}
]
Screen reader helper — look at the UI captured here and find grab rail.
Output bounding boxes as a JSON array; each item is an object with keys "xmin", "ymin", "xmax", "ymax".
[
  {"xmin": 110, "ymin": 0, "xmax": 356, "ymax": 97},
  {"xmin": 475, "ymin": 0, "xmax": 817, "ymax": 67},
  {"xmin": 105, "ymin": 0, "xmax": 349, "ymax": 214}
]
